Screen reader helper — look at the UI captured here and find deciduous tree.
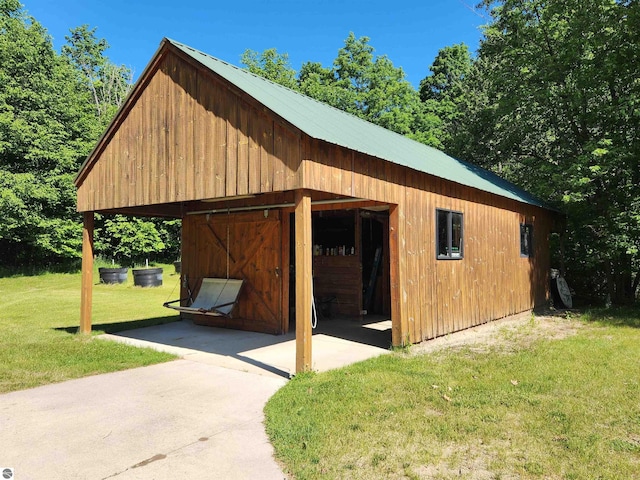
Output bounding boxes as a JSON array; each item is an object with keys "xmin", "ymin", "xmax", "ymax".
[
  {"xmin": 243, "ymin": 33, "xmax": 433, "ymax": 142},
  {"xmin": 62, "ymin": 25, "xmax": 133, "ymax": 123},
  {"xmin": 240, "ymin": 48, "xmax": 298, "ymax": 90},
  {"xmin": 95, "ymin": 215, "xmax": 166, "ymax": 267},
  {"xmin": 418, "ymin": 43, "xmax": 474, "ymax": 151},
  {"xmin": 454, "ymin": 0, "xmax": 640, "ymax": 304},
  {"xmin": 0, "ymin": 0, "xmax": 97, "ymax": 267},
  {"xmin": 0, "ymin": 1, "xmax": 173, "ymax": 269}
]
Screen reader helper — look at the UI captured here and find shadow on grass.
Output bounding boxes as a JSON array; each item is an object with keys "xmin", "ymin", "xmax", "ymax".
[
  {"xmin": 0, "ymin": 264, "xmax": 81, "ymax": 278},
  {"xmin": 580, "ymin": 307, "xmax": 640, "ymax": 328},
  {"xmin": 56, "ymin": 316, "xmax": 181, "ymax": 335}
]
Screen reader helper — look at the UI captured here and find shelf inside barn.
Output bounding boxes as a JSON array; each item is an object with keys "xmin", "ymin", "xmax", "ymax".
[{"xmin": 312, "ymin": 210, "xmax": 362, "ymax": 316}]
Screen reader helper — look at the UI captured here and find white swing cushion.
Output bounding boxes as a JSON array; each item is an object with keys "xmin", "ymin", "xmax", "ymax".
[
  {"xmin": 187, "ymin": 278, "xmax": 243, "ymax": 315},
  {"xmin": 191, "ymin": 278, "xmax": 242, "ymax": 315}
]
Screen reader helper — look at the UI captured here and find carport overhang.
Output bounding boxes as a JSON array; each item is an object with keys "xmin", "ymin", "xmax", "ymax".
[{"xmin": 79, "ymin": 190, "xmax": 399, "ymax": 374}]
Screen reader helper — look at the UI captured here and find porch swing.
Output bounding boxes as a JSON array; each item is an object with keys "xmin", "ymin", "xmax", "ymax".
[{"xmin": 163, "ymin": 212, "xmax": 244, "ymax": 317}]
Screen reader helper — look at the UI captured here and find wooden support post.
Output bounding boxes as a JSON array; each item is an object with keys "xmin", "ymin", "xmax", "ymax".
[
  {"xmin": 295, "ymin": 190, "xmax": 312, "ymax": 373},
  {"xmin": 389, "ymin": 204, "xmax": 405, "ymax": 347},
  {"xmin": 80, "ymin": 211, "xmax": 94, "ymax": 334}
]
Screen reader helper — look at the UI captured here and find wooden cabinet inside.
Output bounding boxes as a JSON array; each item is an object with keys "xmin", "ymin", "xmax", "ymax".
[{"xmin": 313, "ymin": 255, "xmax": 362, "ymax": 316}]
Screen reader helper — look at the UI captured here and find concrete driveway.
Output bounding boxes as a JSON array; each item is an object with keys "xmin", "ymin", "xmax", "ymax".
[
  {"xmin": 0, "ymin": 360, "xmax": 287, "ymax": 480},
  {"xmin": 0, "ymin": 318, "xmax": 391, "ymax": 479}
]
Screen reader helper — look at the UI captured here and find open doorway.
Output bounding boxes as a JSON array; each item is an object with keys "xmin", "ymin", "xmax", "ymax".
[
  {"xmin": 312, "ymin": 209, "xmax": 361, "ymax": 318},
  {"xmin": 360, "ymin": 210, "xmax": 390, "ymax": 316},
  {"xmin": 288, "ymin": 207, "xmax": 391, "ymax": 347}
]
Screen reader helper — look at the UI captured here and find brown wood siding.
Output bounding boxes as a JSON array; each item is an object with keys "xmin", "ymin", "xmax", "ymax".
[
  {"xmin": 400, "ymin": 186, "xmax": 550, "ymax": 344},
  {"xmin": 77, "ymin": 52, "xmax": 302, "ymax": 212},
  {"xmin": 181, "ymin": 210, "xmax": 283, "ymax": 334},
  {"xmin": 313, "ymin": 256, "xmax": 362, "ymax": 316},
  {"xmin": 303, "ymin": 147, "xmax": 551, "ymax": 344}
]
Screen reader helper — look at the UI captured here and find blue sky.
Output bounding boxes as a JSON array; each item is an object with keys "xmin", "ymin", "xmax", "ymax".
[{"xmin": 24, "ymin": 0, "xmax": 487, "ymax": 88}]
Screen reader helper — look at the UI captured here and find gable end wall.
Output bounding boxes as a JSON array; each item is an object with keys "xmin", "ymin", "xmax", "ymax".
[{"xmin": 77, "ymin": 51, "xmax": 302, "ymax": 212}]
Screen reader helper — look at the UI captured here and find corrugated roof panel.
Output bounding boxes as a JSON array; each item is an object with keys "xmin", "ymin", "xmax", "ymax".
[{"xmin": 168, "ymin": 39, "xmax": 547, "ymax": 209}]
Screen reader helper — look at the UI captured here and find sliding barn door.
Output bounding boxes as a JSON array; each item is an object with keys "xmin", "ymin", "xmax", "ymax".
[{"xmin": 182, "ymin": 210, "xmax": 283, "ymax": 334}]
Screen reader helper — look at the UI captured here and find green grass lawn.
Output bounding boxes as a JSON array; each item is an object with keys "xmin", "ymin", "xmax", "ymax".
[
  {"xmin": 265, "ymin": 310, "xmax": 640, "ymax": 479},
  {"xmin": 3, "ymin": 265, "xmax": 639, "ymax": 478},
  {"xmin": 0, "ymin": 263, "xmax": 180, "ymax": 393}
]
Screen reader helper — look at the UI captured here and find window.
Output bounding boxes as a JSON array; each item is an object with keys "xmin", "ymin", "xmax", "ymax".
[
  {"xmin": 437, "ymin": 209, "xmax": 463, "ymax": 259},
  {"xmin": 520, "ymin": 223, "xmax": 533, "ymax": 257}
]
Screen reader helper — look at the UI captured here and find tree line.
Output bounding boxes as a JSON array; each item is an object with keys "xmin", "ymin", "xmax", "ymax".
[
  {"xmin": 0, "ymin": 0, "xmax": 179, "ymax": 270},
  {"xmin": 1, "ymin": 0, "xmax": 637, "ymax": 304}
]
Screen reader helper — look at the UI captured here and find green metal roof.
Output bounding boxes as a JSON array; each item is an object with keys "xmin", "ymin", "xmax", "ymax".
[{"xmin": 168, "ymin": 39, "xmax": 547, "ymax": 209}]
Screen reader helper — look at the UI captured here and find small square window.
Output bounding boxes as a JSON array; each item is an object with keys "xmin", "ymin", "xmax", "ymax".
[
  {"xmin": 520, "ymin": 224, "xmax": 533, "ymax": 257},
  {"xmin": 437, "ymin": 209, "xmax": 464, "ymax": 259}
]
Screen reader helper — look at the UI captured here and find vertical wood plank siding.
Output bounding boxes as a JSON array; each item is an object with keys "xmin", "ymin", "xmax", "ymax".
[
  {"xmin": 303, "ymin": 156, "xmax": 551, "ymax": 345},
  {"xmin": 77, "ymin": 52, "xmax": 301, "ymax": 212},
  {"xmin": 181, "ymin": 210, "xmax": 283, "ymax": 334},
  {"xmin": 77, "ymin": 48, "xmax": 553, "ymax": 344}
]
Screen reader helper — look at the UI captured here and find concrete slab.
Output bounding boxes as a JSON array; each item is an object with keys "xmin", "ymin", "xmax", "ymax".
[
  {"xmin": 100, "ymin": 317, "xmax": 393, "ymax": 378},
  {"xmin": 0, "ymin": 360, "xmax": 287, "ymax": 480}
]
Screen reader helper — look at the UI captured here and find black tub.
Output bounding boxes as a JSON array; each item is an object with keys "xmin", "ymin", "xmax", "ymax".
[
  {"xmin": 132, "ymin": 268, "xmax": 163, "ymax": 287},
  {"xmin": 98, "ymin": 267, "xmax": 128, "ymax": 284}
]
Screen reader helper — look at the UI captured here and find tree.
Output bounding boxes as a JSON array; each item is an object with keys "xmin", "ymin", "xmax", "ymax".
[
  {"xmin": 241, "ymin": 48, "xmax": 298, "ymax": 91},
  {"xmin": 62, "ymin": 25, "xmax": 133, "ymax": 124},
  {"xmin": 455, "ymin": 0, "xmax": 640, "ymax": 304},
  {"xmin": 441, "ymin": 55, "xmax": 502, "ymax": 171},
  {"xmin": 243, "ymin": 33, "xmax": 432, "ymax": 142},
  {"xmin": 0, "ymin": 0, "xmax": 99, "ymax": 267},
  {"xmin": 0, "ymin": 2, "xmax": 176, "ymax": 270},
  {"xmin": 298, "ymin": 61, "xmax": 352, "ymax": 112},
  {"xmin": 154, "ymin": 218, "xmax": 181, "ymax": 262},
  {"xmin": 311, "ymin": 33, "xmax": 421, "ymax": 136},
  {"xmin": 94, "ymin": 215, "xmax": 166, "ymax": 267},
  {"xmin": 418, "ymin": 43, "xmax": 474, "ymax": 151}
]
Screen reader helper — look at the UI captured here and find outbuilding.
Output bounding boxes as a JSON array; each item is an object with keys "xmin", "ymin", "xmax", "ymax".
[{"xmin": 76, "ymin": 39, "xmax": 557, "ymax": 373}]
